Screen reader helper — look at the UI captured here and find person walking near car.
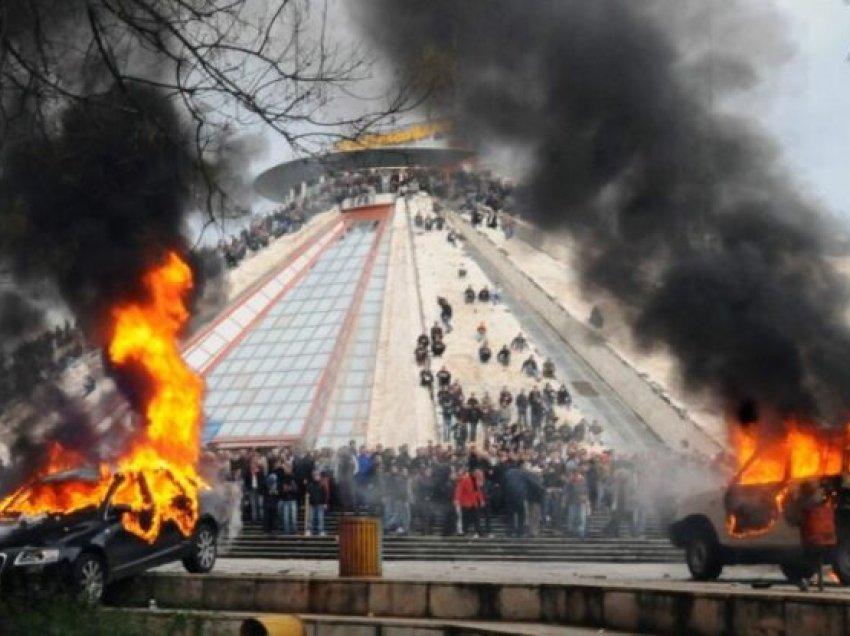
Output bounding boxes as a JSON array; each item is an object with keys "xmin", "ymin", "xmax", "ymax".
[{"xmin": 796, "ymin": 480, "xmax": 837, "ymax": 591}]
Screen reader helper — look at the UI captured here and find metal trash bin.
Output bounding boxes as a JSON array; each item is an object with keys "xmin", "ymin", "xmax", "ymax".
[{"xmin": 338, "ymin": 515, "xmax": 382, "ymax": 577}]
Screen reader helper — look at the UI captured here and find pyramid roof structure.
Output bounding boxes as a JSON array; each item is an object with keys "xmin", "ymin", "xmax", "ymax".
[{"xmin": 187, "ymin": 202, "xmax": 393, "ymax": 449}]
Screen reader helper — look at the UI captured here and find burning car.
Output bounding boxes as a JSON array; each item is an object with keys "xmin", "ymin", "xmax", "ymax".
[
  {"xmin": 669, "ymin": 425, "xmax": 850, "ymax": 583},
  {"xmin": 0, "ymin": 467, "xmax": 225, "ymax": 603}
]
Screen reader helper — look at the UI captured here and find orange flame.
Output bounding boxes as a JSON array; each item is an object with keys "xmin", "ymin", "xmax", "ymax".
[
  {"xmin": 726, "ymin": 419, "xmax": 844, "ymax": 538},
  {"xmin": 731, "ymin": 421, "xmax": 843, "ymax": 486},
  {"xmin": 0, "ymin": 252, "xmax": 204, "ymax": 542}
]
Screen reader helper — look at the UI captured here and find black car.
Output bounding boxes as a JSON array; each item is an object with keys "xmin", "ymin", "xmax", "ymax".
[{"xmin": 0, "ymin": 468, "xmax": 226, "ymax": 603}]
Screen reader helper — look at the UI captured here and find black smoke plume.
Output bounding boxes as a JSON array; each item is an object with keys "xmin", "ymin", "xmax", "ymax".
[
  {"xmin": 0, "ymin": 291, "xmax": 44, "ymax": 343},
  {"xmin": 356, "ymin": 0, "xmax": 850, "ymax": 429},
  {"xmin": 0, "ymin": 84, "xmax": 194, "ymax": 341}
]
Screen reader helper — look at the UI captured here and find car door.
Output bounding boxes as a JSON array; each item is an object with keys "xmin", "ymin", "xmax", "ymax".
[{"xmin": 99, "ymin": 498, "xmax": 157, "ymax": 579}]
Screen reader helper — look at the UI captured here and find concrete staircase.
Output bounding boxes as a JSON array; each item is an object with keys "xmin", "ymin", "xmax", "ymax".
[{"xmin": 221, "ymin": 509, "xmax": 680, "ymax": 563}]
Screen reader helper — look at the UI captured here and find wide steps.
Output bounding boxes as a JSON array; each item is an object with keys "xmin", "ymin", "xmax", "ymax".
[{"xmin": 221, "ymin": 533, "xmax": 680, "ymax": 562}]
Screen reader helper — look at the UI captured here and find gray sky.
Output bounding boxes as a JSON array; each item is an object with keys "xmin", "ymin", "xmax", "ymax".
[{"xmin": 762, "ymin": 1, "xmax": 850, "ymax": 220}]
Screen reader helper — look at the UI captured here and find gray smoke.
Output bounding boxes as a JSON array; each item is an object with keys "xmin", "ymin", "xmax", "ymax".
[{"xmin": 355, "ymin": 0, "xmax": 850, "ymax": 429}]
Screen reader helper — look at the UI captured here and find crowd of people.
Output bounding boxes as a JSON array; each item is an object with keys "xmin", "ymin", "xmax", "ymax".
[
  {"xmin": 217, "ymin": 205, "xmax": 306, "ymax": 268},
  {"xmin": 206, "ymin": 440, "xmax": 723, "ymax": 540}
]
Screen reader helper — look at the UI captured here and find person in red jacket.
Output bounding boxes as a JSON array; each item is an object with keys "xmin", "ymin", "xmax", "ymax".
[{"xmin": 454, "ymin": 468, "xmax": 485, "ymax": 537}]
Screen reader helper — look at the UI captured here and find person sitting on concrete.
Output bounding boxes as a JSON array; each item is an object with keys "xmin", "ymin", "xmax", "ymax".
[
  {"xmin": 432, "ymin": 336, "xmax": 446, "ymax": 357},
  {"xmin": 464, "ymin": 285, "xmax": 476, "ymax": 303},
  {"xmin": 431, "ymin": 321, "xmax": 444, "ymax": 342},
  {"xmin": 589, "ymin": 306, "xmax": 604, "ymax": 329},
  {"xmin": 476, "ymin": 321, "xmax": 487, "ymax": 342},
  {"xmin": 542, "ymin": 358, "xmax": 556, "ymax": 379},
  {"xmin": 496, "ymin": 345, "xmax": 511, "ymax": 366},
  {"xmin": 447, "ymin": 230, "xmax": 457, "ymax": 245},
  {"xmin": 438, "ymin": 297, "xmax": 453, "ymax": 332},
  {"xmin": 417, "ymin": 333, "xmax": 430, "ymax": 349},
  {"xmin": 478, "ymin": 342, "xmax": 492, "ymax": 363},
  {"xmin": 521, "ymin": 355, "xmax": 539, "ymax": 378},
  {"xmin": 420, "ymin": 367, "xmax": 434, "ymax": 394},
  {"xmin": 436, "ymin": 366, "xmax": 452, "ymax": 388},
  {"xmin": 478, "ymin": 286, "xmax": 490, "ymax": 303},
  {"xmin": 511, "ymin": 332, "xmax": 528, "ymax": 351},
  {"xmin": 435, "ymin": 215, "xmax": 445, "ymax": 231},
  {"xmin": 557, "ymin": 383, "xmax": 572, "ymax": 407},
  {"xmin": 424, "ymin": 217, "xmax": 433, "ymax": 231},
  {"xmin": 415, "ymin": 344, "xmax": 429, "ymax": 366},
  {"xmin": 492, "ymin": 285, "xmax": 502, "ymax": 305}
]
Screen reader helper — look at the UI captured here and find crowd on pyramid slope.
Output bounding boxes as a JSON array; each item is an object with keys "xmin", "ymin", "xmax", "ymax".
[{"xmin": 198, "ymin": 170, "xmax": 727, "ymax": 541}]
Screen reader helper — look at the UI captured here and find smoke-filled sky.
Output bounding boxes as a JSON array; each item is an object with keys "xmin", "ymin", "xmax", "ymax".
[
  {"xmin": 251, "ymin": 2, "xmax": 850, "ymax": 221},
  {"xmin": 346, "ymin": 0, "xmax": 850, "ymax": 431}
]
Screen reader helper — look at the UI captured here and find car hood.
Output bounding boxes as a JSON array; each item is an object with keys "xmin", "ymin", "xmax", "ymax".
[{"xmin": 0, "ymin": 510, "xmax": 100, "ymax": 549}]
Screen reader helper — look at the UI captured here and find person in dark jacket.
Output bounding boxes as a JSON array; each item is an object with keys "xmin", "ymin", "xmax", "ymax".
[
  {"xmin": 515, "ymin": 390, "xmax": 529, "ymax": 427},
  {"xmin": 243, "ymin": 459, "xmax": 265, "ymax": 523},
  {"xmin": 432, "ymin": 337, "xmax": 446, "ymax": 357},
  {"xmin": 430, "ymin": 321, "xmax": 444, "ymax": 343},
  {"xmin": 478, "ymin": 342, "xmax": 492, "ymax": 364},
  {"xmin": 278, "ymin": 462, "xmax": 299, "ymax": 535},
  {"xmin": 503, "ymin": 465, "xmax": 546, "ymax": 537},
  {"xmin": 503, "ymin": 466, "xmax": 528, "ymax": 537},
  {"xmin": 438, "ymin": 297, "xmax": 453, "ymax": 332},
  {"xmin": 306, "ymin": 469, "xmax": 329, "ymax": 536},
  {"xmin": 430, "ymin": 461, "xmax": 456, "ymax": 536},
  {"xmin": 263, "ymin": 469, "xmax": 280, "ymax": 534}
]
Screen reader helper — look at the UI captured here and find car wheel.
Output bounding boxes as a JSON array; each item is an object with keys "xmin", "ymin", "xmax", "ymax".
[
  {"xmin": 685, "ymin": 530, "xmax": 723, "ymax": 581},
  {"xmin": 780, "ymin": 560, "xmax": 817, "ymax": 583},
  {"xmin": 73, "ymin": 552, "xmax": 106, "ymax": 605},
  {"xmin": 183, "ymin": 522, "xmax": 217, "ymax": 574},
  {"xmin": 833, "ymin": 539, "xmax": 850, "ymax": 585}
]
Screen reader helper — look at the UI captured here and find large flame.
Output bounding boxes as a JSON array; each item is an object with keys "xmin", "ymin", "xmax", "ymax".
[
  {"xmin": 0, "ymin": 252, "xmax": 204, "ymax": 542},
  {"xmin": 726, "ymin": 419, "xmax": 844, "ymax": 538},
  {"xmin": 731, "ymin": 421, "xmax": 843, "ymax": 486}
]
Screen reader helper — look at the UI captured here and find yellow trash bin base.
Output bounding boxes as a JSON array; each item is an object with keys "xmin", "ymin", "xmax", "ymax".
[{"xmin": 240, "ymin": 615, "xmax": 304, "ymax": 636}]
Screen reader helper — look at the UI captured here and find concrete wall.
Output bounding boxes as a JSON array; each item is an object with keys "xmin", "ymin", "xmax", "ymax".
[{"xmin": 114, "ymin": 574, "xmax": 850, "ymax": 636}]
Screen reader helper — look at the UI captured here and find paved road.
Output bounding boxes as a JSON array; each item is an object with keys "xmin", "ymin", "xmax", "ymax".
[{"xmin": 453, "ymin": 217, "xmax": 664, "ymax": 451}]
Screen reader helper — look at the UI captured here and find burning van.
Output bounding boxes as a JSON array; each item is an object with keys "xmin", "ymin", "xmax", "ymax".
[{"xmin": 669, "ymin": 423, "xmax": 850, "ymax": 582}]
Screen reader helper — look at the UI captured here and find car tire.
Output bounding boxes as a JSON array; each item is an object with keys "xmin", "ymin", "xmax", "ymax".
[
  {"xmin": 780, "ymin": 560, "xmax": 817, "ymax": 583},
  {"xmin": 72, "ymin": 552, "xmax": 106, "ymax": 605},
  {"xmin": 833, "ymin": 539, "xmax": 850, "ymax": 585},
  {"xmin": 685, "ymin": 530, "xmax": 723, "ymax": 581},
  {"xmin": 183, "ymin": 521, "xmax": 217, "ymax": 574}
]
